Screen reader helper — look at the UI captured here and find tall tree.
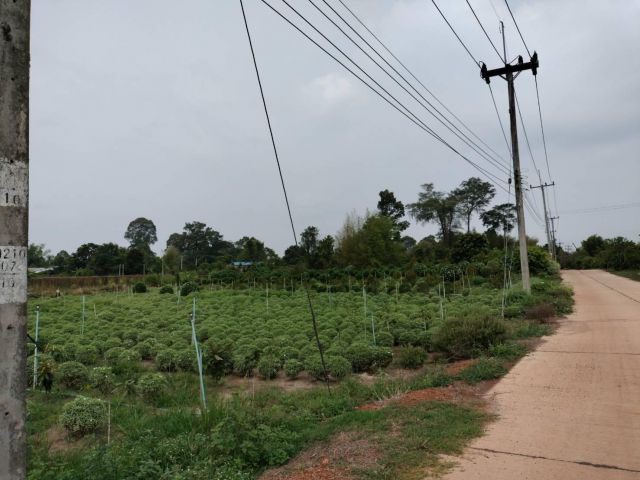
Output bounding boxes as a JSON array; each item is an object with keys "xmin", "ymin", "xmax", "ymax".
[
  {"xmin": 300, "ymin": 226, "xmax": 319, "ymax": 257},
  {"xmin": 166, "ymin": 221, "xmax": 228, "ymax": 267},
  {"xmin": 408, "ymin": 183, "xmax": 460, "ymax": 245},
  {"xmin": 124, "ymin": 217, "xmax": 157, "ymax": 249},
  {"xmin": 481, "ymin": 203, "xmax": 517, "ymax": 234},
  {"xmin": 377, "ymin": 189, "xmax": 409, "ymax": 238},
  {"xmin": 452, "ymin": 177, "xmax": 496, "ymax": 233},
  {"xmin": 27, "ymin": 244, "xmax": 52, "ymax": 268}
]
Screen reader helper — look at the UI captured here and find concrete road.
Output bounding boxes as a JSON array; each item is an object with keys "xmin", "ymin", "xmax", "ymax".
[{"xmin": 436, "ymin": 270, "xmax": 640, "ymax": 479}]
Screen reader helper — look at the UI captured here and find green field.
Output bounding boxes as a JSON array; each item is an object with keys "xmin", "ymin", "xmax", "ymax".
[{"xmin": 26, "ymin": 276, "xmax": 572, "ymax": 479}]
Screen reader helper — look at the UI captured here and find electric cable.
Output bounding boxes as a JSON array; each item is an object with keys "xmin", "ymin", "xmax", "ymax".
[
  {"xmin": 238, "ymin": 0, "xmax": 331, "ymax": 393},
  {"xmin": 465, "ymin": 0, "xmax": 503, "ymax": 61}
]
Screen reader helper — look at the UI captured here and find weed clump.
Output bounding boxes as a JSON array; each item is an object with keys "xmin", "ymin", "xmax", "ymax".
[
  {"xmin": 434, "ymin": 316, "xmax": 507, "ymax": 359},
  {"xmin": 59, "ymin": 396, "xmax": 106, "ymax": 438}
]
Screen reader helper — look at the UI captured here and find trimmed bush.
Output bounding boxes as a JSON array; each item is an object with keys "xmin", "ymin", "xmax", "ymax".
[
  {"xmin": 137, "ymin": 373, "xmax": 167, "ymax": 401},
  {"xmin": 376, "ymin": 331, "xmax": 394, "ymax": 347},
  {"xmin": 175, "ymin": 348, "xmax": 197, "ymax": 372},
  {"xmin": 326, "ymin": 356, "xmax": 351, "ymax": 380},
  {"xmin": 89, "ymin": 366, "xmax": 116, "ymax": 394},
  {"xmin": 344, "ymin": 343, "xmax": 393, "ymax": 373},
  {"xmin": 132, "ymin": 282, "xmax": 147, "ymax": 294},
  {"xmin": 59, "ymin": 396, "xmax": 106, "ymax": 437},
  {"xmin": 75, "ymin": 344, "xmax": 100, "ymax": 365},
  {"xmin": 257, "ymin": 355, "xmax": 279, "ymax": 380},
  {"xmin": 232, "ymin": 345, "xmax": 259, "ymax": 377},
  {"xmin": 180, "ymin": 282, "xmax": 199, "ymax": 297},
  {"xmin": 283, "ymin": 359, "xmax": 303, "ymax": 379},
  {"xmin": 397, "ymin": 346, "xmax": 427, "ymax": 369},
  {"xmin": 58, "ymin": 361, "xmax": 89, "ymax": 390},
  {"xmin": 159, "ymin": 285, "xmax": 174, "ymax": 295},
  {"xmin": 156, "ymin": 349, "xmax": 178, "ymax": 372},
  {"xmin": 434, "ymin": 316, "xmax": 507, "ymax": 359}
]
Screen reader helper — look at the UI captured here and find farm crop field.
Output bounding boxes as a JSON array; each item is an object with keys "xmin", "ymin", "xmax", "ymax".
[{"xmin": 26, "ymin": 275, "xmax": 572, "ymax": 479}]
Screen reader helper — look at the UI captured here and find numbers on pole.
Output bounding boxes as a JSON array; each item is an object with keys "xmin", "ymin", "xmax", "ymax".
[
  {"xmin": 0, "ymin": 157, "xmax": 28, "ymax": 208},
  {"xmin": 0, "ymin": 246, "xmax": 27, "ymax": 304}
]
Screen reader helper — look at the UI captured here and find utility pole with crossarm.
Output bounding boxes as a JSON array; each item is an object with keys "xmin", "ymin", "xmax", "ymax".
[
  {"xmin": 531, "ymin": 179, "xmax": 555, "ymax": 259},
  {"xmin": 480, "ymin": 45, "xmax": 539, "ymax": 294}
]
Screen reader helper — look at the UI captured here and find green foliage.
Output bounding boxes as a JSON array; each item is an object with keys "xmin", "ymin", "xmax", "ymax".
[
  {"xmin": 375, "ymin": 330, "xmax": 394, "ymax": 347},
  {"xmin": 156, "ymin": 349, "xmax": 178, "ymax": 372},
  {"xmin": 180, "ymin": 281, "xmax": 200, "ymax": 297},
  {"xmin": 257, "ymin": 355, "xmax": 280, "ymax": 380},
  {"xmin": 57, "ymin": 361, "xmax": 89, "ymax": 390},
  {"xmin": 434, "ymin": 316, "xmax": 507, "ymax": 359},
  {"xmin": 344, "ymin": 343, "xmax": 393, "ymax": 373},
  {"xmin": 59, "ymin": 396, "xmax": 106, "ymax": 437},
  {"xmin": 510, "ymin": 321, "xmax": 552, "ymax": 339},
  {"xmin": 132, "ymin": 281, "xmax": 147, "ymax": 294},
  {"xmin": 397, "ymin": 346, "xmax": 427, "ymax": 369},
  {"xmin": 159, "ymin": 284, "xmax": 174, "ymax": 294},
  {"xmin": 283, "ymin": 359, "xmax": 304, "ymax": 379},
  {"xmin": 326, "ymin": 356, "xmax": 351, "ymax": 380},
  {"xmin": 489, "ymin": 342, "xmax": 527, "ymax": 361},
  {"xmin": 457, "ymin": 357, "xmax": 507, "ymax": 384},
  {"xmin": 89, "ymin": 367, "xmax": 115, "ymax": 394},
  {"xmin": 137, "ymin": 373, "xmax": 167, "ymax": 401}
]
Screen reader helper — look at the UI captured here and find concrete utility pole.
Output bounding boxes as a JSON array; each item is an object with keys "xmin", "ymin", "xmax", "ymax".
[
  {"xmin": 481, "ymin": 46, "xmax": 538, "ymax": 294},
  {"xmin": 549, "ymin": 216, "xmax": 559, "ymax": 260},
  {"xmin": 0, "ymin": 1, "xmax": 31, "ymax": 478},
  {"xmin": 530, "ymin": 179, "xmax": 555, "ymax": 258}
]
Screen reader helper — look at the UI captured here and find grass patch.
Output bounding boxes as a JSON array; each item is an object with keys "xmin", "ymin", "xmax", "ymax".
[
  {"xmin": 612, "ymin": 270, "xmax": 640, "ymax": 282},
  {"xmin": 457, "ymin": 357, "xmax": 507, "ymax": 385},
  {"xmin": 489, "ymin": 342, "xmax": 527, "ymax": 361},
  {"xmin": 509, "ymin": 320, "xmax": 552, "ymax": 339}
]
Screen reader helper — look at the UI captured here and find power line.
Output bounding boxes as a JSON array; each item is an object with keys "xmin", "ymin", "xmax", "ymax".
[
  {"xmin": 503, "ymin": 0, "xmax": 531, "ymax": 57},
  {"xmin": 238, "ymin": 0, "xmax": 331, "ymax": 393},
  {"xmin": 514, "ymin": 90, "xmax": 542, "ymax": 184},
  {"xmin": 430, "ymin": 0, "xmax": 479, "ymax": 67},
  {"xmin": 465, "ymin": 0, "xmax": 503, "ymax": 61},
  {"xmin": 307, "ymin": 0, "xmax": 511, "ymax": 174},
  {"xmin": 334, "ymin": 0, "xmax": 509, "ymax": 167},
  {"xmin": 487, "ymin": 83, "xmax": 512, "ymax": 158},
  {"xmin": 258, "ymin": 0, "xmax": 510, "ymax": 190},
  {"xmin": 560, "ymin": 202, "xmax": 640, "ymax": 215}
]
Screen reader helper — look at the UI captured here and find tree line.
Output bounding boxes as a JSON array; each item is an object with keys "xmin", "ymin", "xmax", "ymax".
[{"xmin": 31, "ymin": 176, "xmax": 628, "ymax": 277}]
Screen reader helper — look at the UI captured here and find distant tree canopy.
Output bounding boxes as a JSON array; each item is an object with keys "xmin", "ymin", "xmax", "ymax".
[
  {"xmin": 452, "ymin": 177, "xmax": 496, "ymax": 233},
  {"xmin": 166, "ymin": 221, "xmax": 233, "ymax": 268},
  {"xmin": 560, "ymin": 235, "xmax": 640, "ymax": 270},
  {"xmin": 124, "ymin": 217, "xmax": 157, "ymax": 249},
  {"xmin": 408, "ymin": 183, "xmax": 460, "ymax": 245},
  {"xmin": 377, "ymin": 189, "xmax": 409, "ymax": 239},
  {"xmin": 481, "ymin": 203, "xmax": 516, "ymax": 234}
]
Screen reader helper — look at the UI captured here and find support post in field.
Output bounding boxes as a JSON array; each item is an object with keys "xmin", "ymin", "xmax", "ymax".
[
  {"xmin": 0, "ymin": 1, "xmax": 31, "ymax": 477},
  {"xmin": 32, "ymin": 306, "xmax": 40, "ymax": 390}
]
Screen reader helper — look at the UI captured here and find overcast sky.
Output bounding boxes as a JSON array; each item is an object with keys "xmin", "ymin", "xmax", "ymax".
[{"xmin": 29, "ymin": 0, "xmax": 640, "ymax": 255}]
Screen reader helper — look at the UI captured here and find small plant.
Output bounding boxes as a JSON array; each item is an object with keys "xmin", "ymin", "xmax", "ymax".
[
  {"xmin": 156, "ymin": 349, "xmax": 178, "ymax": 372},
  {"xmin": 434, "ymin": 316, "xmax": 507, "ymax": 359},
  {"xmin": 257, "ymin": 355, "xmax": 279, "ymax": 380},
  {"xmin": 132, "ymin": 282, "xmax": 147, "ymax": 294},
  {"xmin": 159, "ymin": 285, "xmax": 174, "ymax": 295},
  {"xmin": 397, "ymin": 346, "xmax": 427, "ymax": 369},
  {"xmin": 489, "ymin": 342, "xmax": 527, "ymax": 361},
  {"xmin": 180, "ymin": 282, "xmax": 199, "ymax": 297},
  {"xmin": 57, "ymin": 361, "xmax": 89, "ymax": 390},
  {"xmin": 457, "ymin": 357, "xmax": 507, "ymax": 384},
  {"xmin": 345, "ymin": 343, "xmax": 393, "ymax": 373},
  {"xmin": 326, "ymin": 356, "xmax": 351, "ymax": 380},
  {"xmin": 89, "ymin": 367, "xmax": 115, "ymax": 394},
  {"xmin": 59, "ymin": 396, "xmax": 107, "ymax": 437},
  {"xmin": 137, "ymin": 373, "xmax": 167, "ymax": 401},
  {"xmin": 283, "ymin": 359, "xmax": 303, "ymax": 379}
]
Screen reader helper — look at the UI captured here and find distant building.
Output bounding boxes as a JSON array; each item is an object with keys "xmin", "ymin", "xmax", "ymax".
[{"xmin": 230, "ymin": 261, "xmax": 254, "ymax": 268}]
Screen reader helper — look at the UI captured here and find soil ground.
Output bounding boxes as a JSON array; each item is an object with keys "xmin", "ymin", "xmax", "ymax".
[{"xmin": 433, "ymin": 270, "xmax": 640, "ymax": 479}]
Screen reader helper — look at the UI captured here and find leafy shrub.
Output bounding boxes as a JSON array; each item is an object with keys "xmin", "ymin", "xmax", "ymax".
[
  {"xmin": 89, "ymin": 367, "xmax": 116, "ymax": 394},
  {"xmin": 75, "ymin": 344, "xmax": 100, "ymax": 365},
  {"xmin": 457, "ymin": 357, "xmax": 507, "ymax": 384},
  {"xmin": 57, "ymin": 361, "xmax": 89, "ymax": 390},
  {"xmin": 489, "ymin": 342, "xmax": 527, "ymax": 361},
  {"xmin": 120, "ymin": 348, "xmax": 142, "ymax": 363},
  {"xmin": 175, "ymin": 348, "xmax": 197, "ymax": 372},
  {"xmin": 344, "ymin": 343, "xmax": 393, "ymax": 373},
  {"xmin": 524, "ymin": 303, "xmax": 555, "ymax": 322},
  {"xmin": 304, "ymin": 355, "xmax": 329, "ymax": 381},
  {"xmin": 104, "ymin": 347, "xmax": 126, "ymax": 366},
  {"xmin": 203, "ymin": 339, "xmax": 234, "ymax": 381},
  {"xmin": 397, "ymin": 346, "xmax": 427, "ymax": 369},
  {"xmin": 283, "ymin": 359, "xmax": 303, "ymax": 379},
  {"xmin": 132, "ymin": 282, "xmax": 147, "ymax": 294},
  {"xmin": 135, "ymin": 338, "xmax": 161, "ymax": 360},
  {"xmin": 59, "ymin": 396, "xmax": 106, "ymax": 437},
  {"xmin": 375, "ymin": 331, "xmax": 394, "ymax": 347},
  {"xmin": 434, "ymin": 316, "xmax": 507, "ymax": 359},
  {"xmin": 137, "ymin": 373, "xmax": 167, "ymax": 401},
  {"xmin": 159, "ymin": 285, "xmax": 174, "ymax": 295},
  {"xmin": 257, "ymin": 355, "xmax": 279, "ymax": 380},
  {"xmin": 511, "ymin": 321, "xmax": 552, "ymax": 339},
  {"xmin": 326, "ymin": 356, "xmax": 351, "ymax": 380},
  {"xmin": 180, "ymin": 282, "xmax": 200, "ymax": 297},
  {"xmin": 156, "ymin": 349, "xmax": 178, "ymax": 372},
  {"xmin": 232, "ymin": 345, "xmax": 259, "ymax": 376}
]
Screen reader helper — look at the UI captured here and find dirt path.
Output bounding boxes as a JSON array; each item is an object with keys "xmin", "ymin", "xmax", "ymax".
[{"xmin": 434, "ymin": 270, "xmax": 640, "ymax": 480}]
